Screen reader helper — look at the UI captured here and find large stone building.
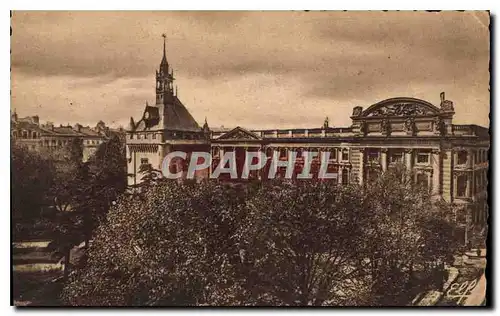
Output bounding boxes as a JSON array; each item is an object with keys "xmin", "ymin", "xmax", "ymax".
[
  {"xmin": 11, "ymin": 113, "xmax": 118, "ymax": 162},
  {"xmin": 126, "ymin": 36, "xmax": 210, "ymax": 186},
  {"xmin": 126, "ymin": 39, "xmax": 489, "ymax": 245}
]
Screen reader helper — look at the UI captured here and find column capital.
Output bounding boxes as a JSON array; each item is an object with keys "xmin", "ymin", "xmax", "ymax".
[
  {"xmin": 380, "ymin": 148, "xmax": 389, "ymax": 153},
  {"xmin": 404, "ymin": 148, "xmax": 414, "ymax": 154},
  {"xmin": 432, "ymin": 148, "xmax": 441, "ymax": 155}
]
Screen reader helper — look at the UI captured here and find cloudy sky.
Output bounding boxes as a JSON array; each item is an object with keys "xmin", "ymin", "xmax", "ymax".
[{"xmin": 11, "ymin": 11, "xmax": 490, "ymax": 129}]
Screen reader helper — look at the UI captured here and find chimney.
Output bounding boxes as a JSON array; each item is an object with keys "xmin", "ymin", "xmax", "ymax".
[
  {"xmin": 32, "ymin": 115, "xmax": 39, "ymax": 125},
  {"xmin": 440, "ymin": 92, "xmax": 445, "ymax": 102}
]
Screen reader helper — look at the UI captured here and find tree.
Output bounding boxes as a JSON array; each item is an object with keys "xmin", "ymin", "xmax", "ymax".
[
  {"xmin": 230, "ymin": 180, "xmax": 371, "ymax": 306},
  {"xmin": 46, "ymin": 138, "xmax": 86, "ymax": 278},
  {"xmin": 61, "ymin": 171, "xmax": 460, "ymax": 306},
  {"xmin": 48, "ymin": 138, "xmax": 84, "ymax": 213},
  {"xmin": 359, "ymin": 165, "xmax": 459, "ymax": 305},
  {"xmin": 11, "ymin": 142, "xmax": 55, "ymax": 225},
  {"xmin": 61, "ymin": 180, "xmax": 250, "ymax": 306},
  {"xmin": 76, "ymin": 135, "xmax": 127, "ymax": 247}
]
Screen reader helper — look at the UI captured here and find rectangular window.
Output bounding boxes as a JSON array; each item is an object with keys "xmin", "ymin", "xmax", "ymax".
[
  {"xmin": 280, "ymin": 148, "xmax": 287, "ymax": 159},
  {"xmin": 152, "ymin": 133, "xmax": 156, "ymax": 139},
  {"xmin": 456, "ymin": 174, "xmax": 468, "ymax": 197},
  {"xmin": 140, "ymin": 158, "xmax": 149, "ymax": 165},
  {"xmin": 342, "ymin": 149, "xmax": 349, "ymax": 161},
  {"xmin": 366, "ymin": 149, "xmax": 379, "ymax": 163},
  {"xmin": 390, "ymin": 150, "xmax": 403, "ymax": 163},
  {"xmin": 416, "ymin": 152, "xmax": 430, "ymax": 164},
  {"xmin": 457, "ymin": 150, "xmax": 468, "ymax": 165},
  {"xmin": 329, "ymin": 148, "xmax": 337, "ymax": 160}
]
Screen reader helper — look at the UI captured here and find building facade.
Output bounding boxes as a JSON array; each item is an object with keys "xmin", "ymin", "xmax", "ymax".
[
  {"xmin": 126, "ymin": 40, "xmax": 489, "ymax": 245},
  {"xmin": 125, "ymin": 36, "xmax": 210, "ymax": 187},
  {"xmin": 11, "ymin": 113, "xmax": 116, "ymax": 162}
]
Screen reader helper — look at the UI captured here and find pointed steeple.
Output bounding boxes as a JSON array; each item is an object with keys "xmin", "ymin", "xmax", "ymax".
[
  {"xmin": 128, "ymin": 117, "xmax": 135, "ymax": 131},
  {"xmin": 159, "ymin": 33, "xmax": 168, "ymax": 74}
]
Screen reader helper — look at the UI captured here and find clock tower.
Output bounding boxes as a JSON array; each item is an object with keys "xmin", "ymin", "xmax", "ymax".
[
  {"xmin": 156, "ymin": 34, "xmax": 175, "ymax": 105},
  {"xmin": 126, "ymin": 34, "xmax": 211, "ymax": 186}
]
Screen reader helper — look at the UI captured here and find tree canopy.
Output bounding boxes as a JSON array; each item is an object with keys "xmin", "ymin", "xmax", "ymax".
[{"xmin": 62, "ymin": 167, "xmax": 459, "ymax": 306}]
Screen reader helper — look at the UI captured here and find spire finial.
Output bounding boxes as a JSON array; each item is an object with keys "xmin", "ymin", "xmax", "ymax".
[
  {"xmin": 162, "ymin": 33, "xmax": 166, "ymax": 57},
  {"xmin": 202, "ymin": 116, "xmax": 209, "ymax": 132}
]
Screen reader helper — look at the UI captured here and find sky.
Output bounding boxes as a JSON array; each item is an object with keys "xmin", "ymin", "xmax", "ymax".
[{"xmin": 11, "ymin": 11, "xmax": 490, "ymax": 129}]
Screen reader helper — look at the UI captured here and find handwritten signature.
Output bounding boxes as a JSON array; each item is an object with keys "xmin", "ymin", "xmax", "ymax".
[{"xmin": 446, "ymin": 279, "xmax": 479, "ymax": 305}]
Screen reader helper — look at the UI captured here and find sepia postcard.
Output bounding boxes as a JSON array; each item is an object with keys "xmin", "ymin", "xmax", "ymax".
[{"xmin": 10, "ymin": 11, "xmax": 489, "ymax": 307}]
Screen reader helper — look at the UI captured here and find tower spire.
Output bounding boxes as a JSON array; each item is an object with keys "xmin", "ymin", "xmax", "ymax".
[
  {"xmin": 159, "ymin": 33, "xmax": 168, "ymax": 74},
  {"xmin": 162, "ymin": 33, "xmax": 166, "ymax": 58}
]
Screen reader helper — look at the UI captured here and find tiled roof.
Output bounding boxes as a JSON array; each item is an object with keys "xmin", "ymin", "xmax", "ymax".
[
  {"xmin": 134, "ymin": 96, "xmax": 201, "ymax": 132},
  {"xmin": 164, "ymin": 96, "xmax": 200, "ymax": 130},
  {"xmin": 79, "ymin": 127, "xmax": 101, "ymax": 137}
]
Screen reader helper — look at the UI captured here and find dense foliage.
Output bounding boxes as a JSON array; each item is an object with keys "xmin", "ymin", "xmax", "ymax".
[
  {"xmin": 12, "ymin": 135, "xmax": 127, "ymax": 273},
  {"xmin": 11, "ymin": 143, "xmax": 56, "ymax": 223},
  {"xmin": 62, "ymin": 167, "xmax": 459, "ymax": 306}
]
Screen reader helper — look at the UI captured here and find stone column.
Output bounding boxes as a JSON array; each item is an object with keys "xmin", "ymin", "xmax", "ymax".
[
  {"xmin": 405, "ymin": 148, "xmax": 413, "ymax": 172},
  {"xmin": 381, "ymin": 148, "xmax": 388, "ymax": 173},
  {"xmin": 432, "ymin": 149, "xmax": 441, "ymax": 196},
  {"xmin": 338, "ymin": 168, "xmax": 343, "ymax": 185},
  {"xmin": 359, "ymin": 148, "xmax": 365, "ymax": 185}
]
